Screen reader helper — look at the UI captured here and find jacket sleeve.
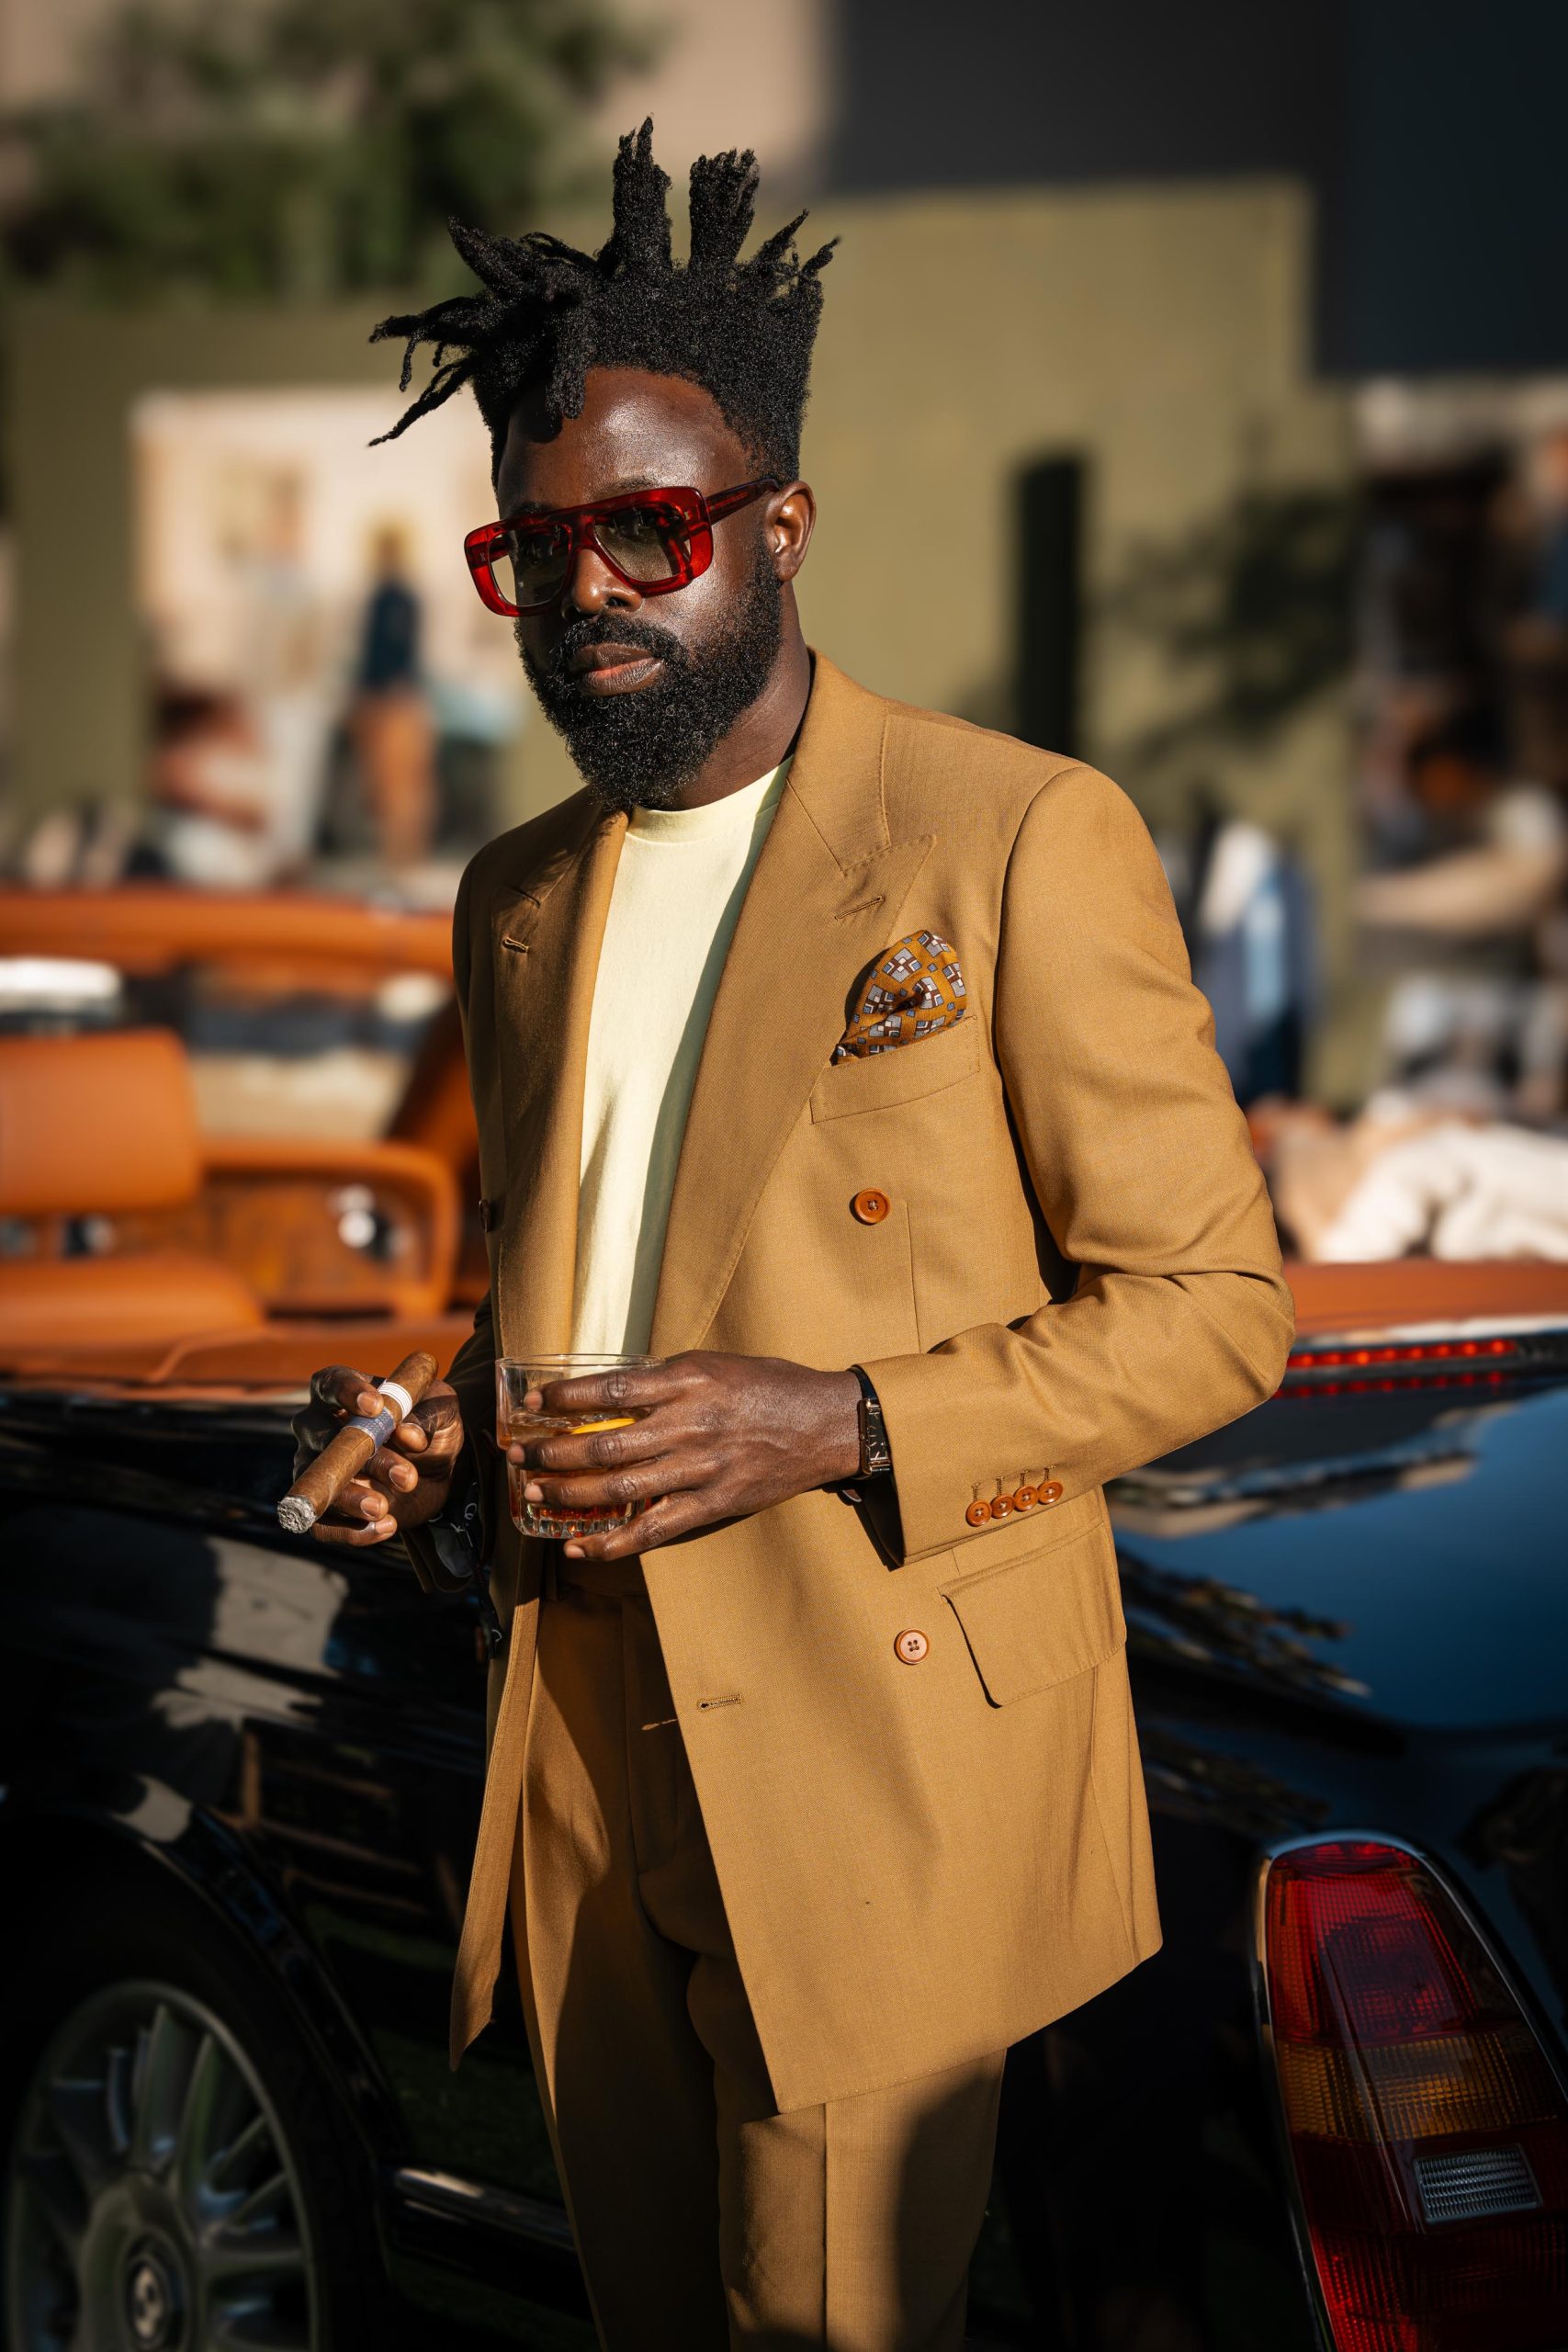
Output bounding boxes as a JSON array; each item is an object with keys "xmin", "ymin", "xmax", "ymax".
[
  {"xmin": 860, "ymin": 763, "xmax": 1294, "ymax": 1566},
  {"xmin": 401, "ymin": 854, "xmax": 503, "ymax": 1594}
]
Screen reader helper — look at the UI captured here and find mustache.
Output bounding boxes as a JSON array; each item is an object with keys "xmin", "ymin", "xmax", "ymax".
[{"xmin": 524, "ymin": 612, "xmax": 692, "ymax": 689}]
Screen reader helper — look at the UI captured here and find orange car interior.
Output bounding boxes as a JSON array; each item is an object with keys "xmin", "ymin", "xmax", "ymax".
[
  {"xmin": 0, "ymin": 1028, "xmax": 471, "ymax": 1363},
  {"xmin": 0, "ymin": 1029, "xmax": 265, "ymax": 1352}
]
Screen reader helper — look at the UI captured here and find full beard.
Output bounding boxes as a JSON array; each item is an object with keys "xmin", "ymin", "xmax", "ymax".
[{"xmin": 517, "ymin": 550, "xmax": 784, "ymax": 814}]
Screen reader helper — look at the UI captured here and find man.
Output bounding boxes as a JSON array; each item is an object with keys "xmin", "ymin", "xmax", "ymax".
[
  {"xmin": 351, "ymin": 521, "xmax": 435, "ymax": 873},
  {"xmin": 295, "ymin": 122, "xmax": 1293, "ymax": 2350}
]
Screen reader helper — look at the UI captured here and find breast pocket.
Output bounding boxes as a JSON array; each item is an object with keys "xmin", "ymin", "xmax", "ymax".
[
  {"xmin": 809, "ymin": 1015, "xmax": 983, "ymax": 1122},
  {"xmin": 939, "ymin": 1508, "xmax": 1126, "ymax": 1705}
]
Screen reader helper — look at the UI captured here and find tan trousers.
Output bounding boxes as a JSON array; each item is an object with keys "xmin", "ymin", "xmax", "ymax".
[{"xmin": 506, "ymin": 1555, "xmax": 1006, "ymax": 2351}]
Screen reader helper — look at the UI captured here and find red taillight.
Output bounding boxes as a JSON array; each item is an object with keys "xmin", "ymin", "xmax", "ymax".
[
  {"xmin": 1261, "ymin": 1839, "xmax": 1568, "ymax": 2351},
  {"xmin": 1285, "ymin": 1340, "xmax": 1518, "ymax": 1370}
]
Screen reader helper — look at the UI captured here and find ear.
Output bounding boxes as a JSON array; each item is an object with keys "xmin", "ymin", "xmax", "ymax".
[{"xmin": 765, "ymin": 481, "xmax": 816, "ymax": 582}]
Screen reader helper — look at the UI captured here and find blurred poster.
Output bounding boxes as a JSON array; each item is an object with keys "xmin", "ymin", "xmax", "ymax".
[{"xmin": 131, "ymin": 390, "xmax": 524, "ymax": 893}]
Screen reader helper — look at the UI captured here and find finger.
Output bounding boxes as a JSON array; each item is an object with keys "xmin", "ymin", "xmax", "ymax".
[
  {"xmin": 310, "ymin": 1364, "xmax": 378, "ymax": 1417},
  {"xmin": 392, "ymin": 1393, "xmax": 463, "ymax": 1456},
  {"xmin": 310, "ymin": 1473, "xmax": 404, "ymax": 1544},
  {"xmin": 332, "ymin": 1476, "xmax": 394, "ymax": 1522},
  {"xmin": 562, "ymin": 1491, "xmax": 705, "ymax": 1563},
  {"xmin": 293, "ymin": 1367, "xmax": 371, "ymax": 1461},
  {"xmin": 537, "ymin": 1360, "xmax": 695, "ymax": 1419},
  {"xmin": 367, "ymin": 1448, "xmax": 422, "ymax": 1495},
  {"xmin": 522, "ymin": 1453, "xmax": 687, "ymax": 1515},
  {"xmin": 333, "ymin": 1462, "xmax": 423, "ymax": 1524},
  {"xmin": 509, "ymin": 1415, "xmax": 665, "ymax": 1475},
  {"xmin": 333, "ymin": 1453, "xmax": 419, "ymax": 1507},
  {"xmin": 310, "ymin": 1510, "xmax": 403, "ymax": 1549}
]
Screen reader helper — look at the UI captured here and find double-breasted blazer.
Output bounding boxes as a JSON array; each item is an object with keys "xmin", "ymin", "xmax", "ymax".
[{"xmin": 412, "ymin": 652, "xmax": 1294, "ymax": 2108}]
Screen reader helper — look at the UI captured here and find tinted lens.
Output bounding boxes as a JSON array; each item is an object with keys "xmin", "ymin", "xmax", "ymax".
[
  {"xmin": 594, "ymin": 503, "xmax": 688, "ymax": 583},
  {"xmin": 502, "ymin": 522, "xmax": 571, "ymax": 610}
]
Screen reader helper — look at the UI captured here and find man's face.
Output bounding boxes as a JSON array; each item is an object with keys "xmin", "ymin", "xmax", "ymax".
[{"xmin": 493, "ymin": 368, "xmax": 793, "ymax": 811}]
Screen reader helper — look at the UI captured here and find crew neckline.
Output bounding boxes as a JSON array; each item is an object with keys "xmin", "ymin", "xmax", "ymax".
[{"xmin": 626, "ymin": 755, "xmax": 792, "ymax": 842}]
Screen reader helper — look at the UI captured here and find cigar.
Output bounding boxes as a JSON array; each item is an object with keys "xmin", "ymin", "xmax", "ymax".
[{"xmin": 277, "ymin": 1351, "xmax": 439, "ymax": 1535}]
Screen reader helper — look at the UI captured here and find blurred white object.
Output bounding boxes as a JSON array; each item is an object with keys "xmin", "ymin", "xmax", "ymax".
[
  {"xmin": 1318, "ymin": 1122, "xmax": 1568, "ymax": 1261},
  {"xmin": 375, "ymin": 972, "xmax": 446, "ymax": 1023},
  {"xmin": 0, "ymin": 957, "xmax": 122, "ymax": 1013}
]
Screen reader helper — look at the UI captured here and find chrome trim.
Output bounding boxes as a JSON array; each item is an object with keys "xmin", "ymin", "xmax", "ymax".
[
  {"xmin": 389, "ymin": 2165, "xmax": 577, "ymax": 2252},
  {"xmin": 1247, "ymin": 1826, "xmax": 1568, "ymax": 2352}
]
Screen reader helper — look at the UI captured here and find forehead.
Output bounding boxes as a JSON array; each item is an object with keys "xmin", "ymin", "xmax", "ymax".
[{"xmin": 495, "ymin": 368, "xmax": 751, "ymax": 514}]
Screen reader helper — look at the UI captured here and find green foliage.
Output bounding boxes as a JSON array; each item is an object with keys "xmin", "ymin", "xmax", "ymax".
[
  {"xmin": 1100, "ymin": 482, "xmax": 1359, "ymax": 797},
  {"xmin": 0, "ymin": 0, "xmax": 655, "ymax": 301}
]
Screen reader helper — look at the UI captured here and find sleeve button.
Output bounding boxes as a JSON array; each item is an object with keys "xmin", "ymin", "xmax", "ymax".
[
  {"xmin": 1012, "ymin": 1485, "xmax": 1038, "ymax": 1510},
  {"xmin": 988, "ymin": 1494, "xmax": 1013, "ymax": 1520},
  {"xmin": 1040, "ymin": 1480, "xmax": 1064, "ymax": 1505},
  {"xmin": 964, "ymin": 1500, "xmax": 990, "ymax": 1528}
]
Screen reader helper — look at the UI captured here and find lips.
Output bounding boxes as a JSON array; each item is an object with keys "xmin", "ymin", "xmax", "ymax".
[{"xmin": 564, "ymin": 641, "xmax": 666, "ymax": 694}]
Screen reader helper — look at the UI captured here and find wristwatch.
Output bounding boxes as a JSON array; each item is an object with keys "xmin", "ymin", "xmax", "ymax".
[{"xmin": 849, "ymin": 1364, "xmax": 892, "ymax": 1481}]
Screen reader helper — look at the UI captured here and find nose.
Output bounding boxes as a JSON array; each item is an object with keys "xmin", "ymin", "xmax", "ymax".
[{"xmin": 559, "ymin": 540, "xmax": 641, "ymax": 617}]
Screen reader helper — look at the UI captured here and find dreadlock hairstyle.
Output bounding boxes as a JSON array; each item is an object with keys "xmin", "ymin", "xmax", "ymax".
[{"xmin": 369, "ymin": 120, "xmax": 836, "ymax": 481}]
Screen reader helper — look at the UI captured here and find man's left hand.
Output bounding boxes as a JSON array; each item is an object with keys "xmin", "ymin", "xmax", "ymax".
[{"xmin": 509, "ymin": 1351, "xmax": 863, "ymax": 1561}]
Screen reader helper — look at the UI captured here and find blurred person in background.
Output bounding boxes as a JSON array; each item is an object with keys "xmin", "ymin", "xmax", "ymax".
[
  {"xmin": 1358, "ymin": 721, "xmax": 1568, "ymax": 1120},
  {"xmin": 289, "ymin": 122, "xmax": 1292, "ymax": 2352},
  {"xmin": 144, "ymin": 686, "xmax": 286, "ymax": 888},
  {"xmin": 221, "ymin": 472, "xmax": 334, "ymax": 881},
  {"xmin": 351, "ymin": 520, "xmax": 436, "ymax": 873},
  {"xmin": 1173, "ymin": 796, "xmax": 1318, "ymax": 1108},
  {"xmin": 1256, "ymin": 1090, "xmax": 1568, "ymax": 1261}
]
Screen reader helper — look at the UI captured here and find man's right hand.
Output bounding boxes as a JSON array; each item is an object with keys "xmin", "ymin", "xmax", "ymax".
[{"xmin": 290, "ymin": 1367, "xmax": 465, "ymax": 1548}]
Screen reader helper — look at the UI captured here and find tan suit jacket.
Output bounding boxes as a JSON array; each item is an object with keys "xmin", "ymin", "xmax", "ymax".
[{"xmin": 418, "ymin": 653, "xmax": 1293, "ymax": 2108}]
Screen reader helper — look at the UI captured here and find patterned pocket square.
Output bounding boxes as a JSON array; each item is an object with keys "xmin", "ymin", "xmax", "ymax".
[{"xmin": 832, "ymin": 929, "xmax": 968, "ymax": 1061}]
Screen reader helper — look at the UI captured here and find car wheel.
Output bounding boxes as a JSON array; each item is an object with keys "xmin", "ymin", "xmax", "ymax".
[{"xmin": 1, "ymin": 1890, "xmax": 394, "ymax": 2352}]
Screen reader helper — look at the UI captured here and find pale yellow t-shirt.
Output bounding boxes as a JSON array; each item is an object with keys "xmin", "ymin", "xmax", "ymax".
[{"xmin": 570, "ymin": 759, "xmax": 790, "ymax": 1356}]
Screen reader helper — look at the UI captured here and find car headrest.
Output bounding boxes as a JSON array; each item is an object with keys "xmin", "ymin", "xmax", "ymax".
[{"xmin": 0, "ymin": 1028, "xmax": 204, "ymax": 1216}]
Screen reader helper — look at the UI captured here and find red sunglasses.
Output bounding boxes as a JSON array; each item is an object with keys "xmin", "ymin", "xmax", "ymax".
[{"xmin": 463, "ymin": 477, "xmax": 780, "ymax": 618}]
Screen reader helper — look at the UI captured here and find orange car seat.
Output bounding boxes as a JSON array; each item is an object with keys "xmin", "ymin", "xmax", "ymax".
[{"xmin": 0, "ymin": 1029, "xmax": 265, "ymax": 1354}]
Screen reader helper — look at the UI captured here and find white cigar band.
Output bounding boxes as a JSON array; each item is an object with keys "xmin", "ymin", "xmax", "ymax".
[{"xmin": 377, "ymin": 1378, "xmax": 415, "ymax": 1421}]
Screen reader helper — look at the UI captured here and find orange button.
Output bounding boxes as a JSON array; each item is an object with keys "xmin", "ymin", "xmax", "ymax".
[
  {"xmin": 894, "ymin": 1627, "xmax": 930, "ymax": 1664},
  {"xmin": 1012, "ymin": 1485, "xmax": 1038, "ymax": 1511},
  {"xmin": 964, "ymin": 1500, "xmax": 990, "ymax": 1528},
  {"xmin": 1040, "ymin": 1480, "xmax": 1064, "ymax": 1505},
  {"xmin": 852, "ymin": 1188, "xmax": 891, "ymax": 1225},
  {"xmin": 988, "ymin": 1494, "xmax": 1012, "ymax": 1520}
]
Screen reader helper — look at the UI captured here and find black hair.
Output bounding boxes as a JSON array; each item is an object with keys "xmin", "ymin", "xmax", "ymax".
[{"xmin": 369, "ymin": 119, "xmax": 835, "ymax": 481}]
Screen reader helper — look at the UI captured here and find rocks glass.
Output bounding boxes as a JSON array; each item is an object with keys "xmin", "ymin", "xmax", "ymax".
[{"xmin": 496, "ymin": 1353, "xmax": 654, "ymax": 1541}]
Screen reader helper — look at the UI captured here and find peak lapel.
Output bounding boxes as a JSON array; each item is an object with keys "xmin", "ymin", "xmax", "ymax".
[
  {"xmin": 649, "ymin": 658, "xmax": 933, "ymax": 1360},
  {"xmin": 490, "ymin": 805, "xmax": 626, "ymax": 1361}
]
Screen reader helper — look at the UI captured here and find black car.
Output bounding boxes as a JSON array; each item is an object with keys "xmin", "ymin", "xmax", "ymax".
[{"xmin": 3, "ymin": 1286, "xmax": 1567, "ymax": 2352}]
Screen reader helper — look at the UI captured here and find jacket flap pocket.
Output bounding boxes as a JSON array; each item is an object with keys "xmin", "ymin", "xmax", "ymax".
[
  {"xmin": 940, "ymin": 1521, "xmax": 1126, "ymax": 1705},
  {"xmin": 810, "ymin": 1014, "xmax": 982, "ymax": 1122}
]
